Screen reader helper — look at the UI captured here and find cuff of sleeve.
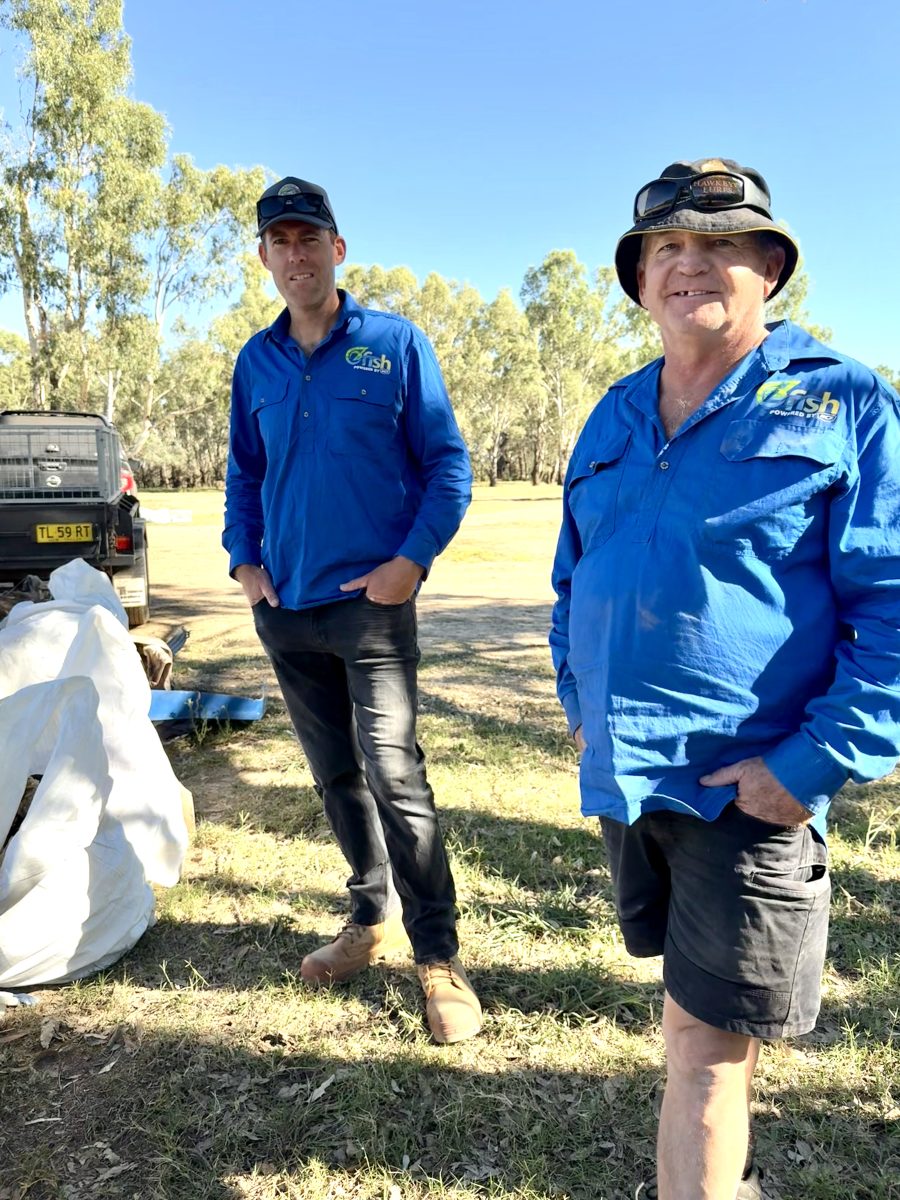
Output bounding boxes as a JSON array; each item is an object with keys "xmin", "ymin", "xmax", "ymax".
[
  {"xmin": 229, "ymin": 545, "xmax": 261, "ymax": 578},
  {"xmin": 763, "ymin": 734, "xmax": 849, "ymax": 814},
  {"xmin": 561, "ymin": 691, "xmax": 582, "ymax": 737},
  {"xmin": 396, "ymin": 533, "xmax": 436, "ymax": 575}
]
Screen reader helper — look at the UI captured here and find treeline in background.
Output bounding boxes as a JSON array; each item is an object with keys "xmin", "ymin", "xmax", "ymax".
[{"xmin": 2, "ymin": 0, "xmax": 891, "ymax": 489}]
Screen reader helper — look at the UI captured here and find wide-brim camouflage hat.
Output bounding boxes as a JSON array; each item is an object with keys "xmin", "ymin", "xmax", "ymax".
[{"xmin": 614, "ymin": 157, "xmax": 799, "ymax": 306}]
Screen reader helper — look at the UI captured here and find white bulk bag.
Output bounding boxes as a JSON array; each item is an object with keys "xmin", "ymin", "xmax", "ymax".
[{"xmin": 0, "ymin": 561, "xmax": 189, "ymax": 987}]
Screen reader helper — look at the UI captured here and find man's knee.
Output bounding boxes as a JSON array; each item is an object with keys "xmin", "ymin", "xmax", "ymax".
[{"xmin": 663, "ymin": 994, "xmax": 755, "ymax": 1079}]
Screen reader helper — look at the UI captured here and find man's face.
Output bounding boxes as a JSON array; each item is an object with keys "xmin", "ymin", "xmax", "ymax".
[
  {"xmin": 637, "ymin": 230, "xmax": 784, "ymax": 346},
  {"xmin": 258, "ymin": 220, "xmax": 347, "ymax": 311}
]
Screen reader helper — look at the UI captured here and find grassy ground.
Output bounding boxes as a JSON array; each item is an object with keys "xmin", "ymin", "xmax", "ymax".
[{"xmin": 1, "ymin": 484, "xmax": 898, "ymax": 1200}]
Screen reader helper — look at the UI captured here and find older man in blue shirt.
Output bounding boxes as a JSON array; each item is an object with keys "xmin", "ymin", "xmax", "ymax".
[
  {"xmin": 224, "ymin": 177, "xmax": 481, "ymax": 1044},
  {"xmin": 550, "ymin": 158, "xmax": 900, "ymax": 1198}
]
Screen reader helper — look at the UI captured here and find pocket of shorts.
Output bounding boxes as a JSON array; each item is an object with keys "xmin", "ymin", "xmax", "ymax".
[{"xmin": 731, "ymin": 808, "xmax": 829, "ymax": 894}]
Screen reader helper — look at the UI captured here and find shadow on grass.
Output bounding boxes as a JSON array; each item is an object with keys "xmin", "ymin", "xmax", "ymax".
[
  {"xmin": 3, "ymin": 1002, "xmax": 898, "ymax": 1200},
  {"xmin": 0, "ymin": 1014, "xmax": 661, "ymax": 1200},
  {"xmin": 420, "ymin": 693, "xmax": 570, "ymax": 766},
  {"xmin": 111, "ymin": 923, "xmax": 661, "ymax": 1028}
]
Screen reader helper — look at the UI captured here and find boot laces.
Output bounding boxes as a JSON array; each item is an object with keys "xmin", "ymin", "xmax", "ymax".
[
  {"xmin": 333, "ymin": 921, "xmax": 368, "ymax": 947},
  {"xmin": 422, "ymin": 959, "xmax": 458, "ymax": 987}
]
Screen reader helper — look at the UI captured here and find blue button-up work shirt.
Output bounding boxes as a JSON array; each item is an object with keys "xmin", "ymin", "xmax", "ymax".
[
  {"xmin": 550, "ymin": 321, "xmax": 900, "ymax": 832},
  {"xmin": 223, "ymin": 292, "xmax": 472, "ymax": 610}
]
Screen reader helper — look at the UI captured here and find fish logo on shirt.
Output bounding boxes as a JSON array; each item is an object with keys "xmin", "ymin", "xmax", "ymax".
[
  {"xmin": 346, "ymin": 346, "xmax": 392, "ymax": 374},
  {"xmin": 755, "ymin": 378, "xmax": 841, "ymax": 423}
]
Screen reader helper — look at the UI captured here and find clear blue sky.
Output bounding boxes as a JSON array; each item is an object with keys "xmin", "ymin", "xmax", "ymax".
[{"xmin": 2, "ymin": 0, "xmax": 898, "ymax": 369}]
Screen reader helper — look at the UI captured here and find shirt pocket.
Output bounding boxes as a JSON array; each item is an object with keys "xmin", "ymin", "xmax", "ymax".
[
  {"xmin": 329, "ymin": 376, "xmax": 401, "ymax": 457},
  {"xmin": 703, "ymin": 418, "xmax": 845, "ymax": 561},
  {"xmin": 567, "ymin": 426, "xmax": 632, "ymax": 549},
  {"xmin": 250, "ymin": 382, "xmax": 291, "ymax": 452}
]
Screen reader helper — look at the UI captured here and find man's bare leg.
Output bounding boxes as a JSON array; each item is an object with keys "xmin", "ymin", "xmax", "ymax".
[{"xmin": 657, "ymin": 992, "xmax": 760, "ymax": 1200}]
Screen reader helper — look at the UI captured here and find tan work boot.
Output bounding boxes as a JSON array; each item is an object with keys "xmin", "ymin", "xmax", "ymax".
[
  {"xmin": 300, "ymin": 912, "xmax": 408, "ymax": 984},
  {"xmin": 417, "ymin": 956, "xmax": 483, "ymax": 1044}
]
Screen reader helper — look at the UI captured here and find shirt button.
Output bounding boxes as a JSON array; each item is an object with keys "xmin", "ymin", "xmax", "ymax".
[
  {"xmin": 588, "ymin": 461, "xmax": 597, "ymax": 470},
  {"xmin": 659, "ymin": 461, "xmax": 670, "ymax": 470},
  {"xmin": 361, "ymin": 389, "xmax": 367, "ymax": 396},
  {"xmin": 303, "ymin": 411, "xmax": 309, "ymax": 418},
  {"xmin": 305, "ymin": 374, "xmax": 311, "ymax": 382}
]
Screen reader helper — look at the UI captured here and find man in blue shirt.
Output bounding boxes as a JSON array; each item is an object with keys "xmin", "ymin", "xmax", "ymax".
[
  {"xmin": 550, "ymin": 159, "xmax": 900, "ymax": 1198},
  {"xmin": 224, "ymin": 177, "xmax": 481, "ymax": 1044}
]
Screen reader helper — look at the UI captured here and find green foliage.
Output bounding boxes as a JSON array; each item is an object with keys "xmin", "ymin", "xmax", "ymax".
[
  {"xmin": 0, "ymin": 329, "xmax": 30, "ymax": 408},
  {"xmin": 0, "ymin": 1, "xmax": 846, "ymax": 484},
  {"xmin": 521, "ymin": 255, "xmax": 636, "ymax": 483},
  {"xmin": 463, "ymin": 289, "xmax": 542, "ymax": 485},
  {"xmin": 0, "ymin": 0, "xmax": 264, "ymax": 469}
]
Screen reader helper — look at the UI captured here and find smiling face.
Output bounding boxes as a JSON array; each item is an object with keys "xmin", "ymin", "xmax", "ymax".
[
  {"xmin": 637, "ymin": 230, "xmax": 785, "ymax": 354},
  {"xmin": 258, "ymin": 220, "xmax": 347, "ymax": 315}
]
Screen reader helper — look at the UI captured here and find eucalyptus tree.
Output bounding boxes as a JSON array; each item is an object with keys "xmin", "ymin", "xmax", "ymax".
[
  {"xmin": 0, "ymin": 0, "xmax": 263, "ymax": 448},
  {"xmin": 0, "ymin": 0, "xmax": 165, "ymax": 406},
  {"xmin": 463, "ymin": 290, "xmax": 540, "ymax": 485},
  {"xmin": 522, "ymin": 253, "xmax": 636, "ymax": 482}
]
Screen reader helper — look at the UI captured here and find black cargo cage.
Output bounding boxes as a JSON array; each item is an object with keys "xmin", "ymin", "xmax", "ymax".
[
  {"xmin": 0, "ymin": 410, "xmax": 123, "ymax": 501},
  {"xmin": 0, "ymin": 410, "xmax": 150, "ymax": 627}
]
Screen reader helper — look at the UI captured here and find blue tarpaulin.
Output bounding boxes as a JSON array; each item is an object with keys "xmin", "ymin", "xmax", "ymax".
[{"xmin": 149, "ymin": 690, "xmax": 266, "ymax": 723}]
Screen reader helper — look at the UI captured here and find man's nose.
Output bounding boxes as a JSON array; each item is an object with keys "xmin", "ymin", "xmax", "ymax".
[{"xmin": 675, "ymin": 241, "xmax": 710, "ymax": 273}]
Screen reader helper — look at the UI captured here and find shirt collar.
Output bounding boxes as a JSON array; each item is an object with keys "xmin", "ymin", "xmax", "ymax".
[
  {"xmin": 263, "ymin": 289, "xmax": 365, "ymax": 345},
  {"xmin": 761, "ymin": 319, "xmax": 843, "ymax": 368}
]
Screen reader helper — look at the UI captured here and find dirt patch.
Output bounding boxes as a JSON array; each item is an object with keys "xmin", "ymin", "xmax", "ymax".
[{"xmin": 144, "ymin": 487, "xmax": 563, "ymax": 722}]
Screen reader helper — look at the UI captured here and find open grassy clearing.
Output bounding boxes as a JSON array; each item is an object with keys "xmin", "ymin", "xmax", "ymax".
[{"xmin": 1, "ymin": 483, "xmax": 898, "ymax": 1200}]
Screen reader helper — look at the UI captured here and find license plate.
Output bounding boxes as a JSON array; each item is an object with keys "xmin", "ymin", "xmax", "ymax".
[{"xmin": 34, "ymin": 523, "xmax": 94, "ymax": 543}]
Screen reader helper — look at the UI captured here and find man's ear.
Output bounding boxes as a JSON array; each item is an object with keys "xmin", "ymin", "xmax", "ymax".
[
  {"xmin": 258, "ymin": 238, "xmax": 269, "ymax": 269},
  {"xmin": 763, "ymin": 245, "xmax": 786, "ymax": 299},
  {"xmin": 333, "ymin": 235, "xmax": 347, "ymax": 266}
]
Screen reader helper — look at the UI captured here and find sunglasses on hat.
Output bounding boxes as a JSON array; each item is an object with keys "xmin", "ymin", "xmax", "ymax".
[
  {"xmin": 633, "ymin": 170, "xmax": 772, "ymax": 224},
  {"xmin": 256, "ymin": 190, "xmax": 336, "ymax": 232}
]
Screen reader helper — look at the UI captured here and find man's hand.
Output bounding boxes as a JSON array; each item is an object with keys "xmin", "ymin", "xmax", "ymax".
[
  {"xmin": 340, "ymin": 556, "xmax": 424, "ymax": 605},
  {"xmin": 700, "ymin": 756, "xmax": 812, "ymax": 826},
  {"xmin": 573, "ymin": 725, "xmax": 587, "ymax": 754},
  {"xmin": 234, "ymin": 563, "xmax": 280, "ymax": 608}
]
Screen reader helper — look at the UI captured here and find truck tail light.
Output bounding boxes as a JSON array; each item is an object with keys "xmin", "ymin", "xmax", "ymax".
[{"xmin": 115, "ymin": 535, "xmax": 133, "ymax": 552}]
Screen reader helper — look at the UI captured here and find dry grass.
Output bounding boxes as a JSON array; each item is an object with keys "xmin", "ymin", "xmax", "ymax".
[{"xmin": 1, "ymin": 484, "xmax": 898, "ymax": 1200}]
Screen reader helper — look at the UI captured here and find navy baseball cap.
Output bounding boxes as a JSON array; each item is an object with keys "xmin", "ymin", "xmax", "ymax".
[{"xmin": 256, "ymin": 177, "xmax": 338, "ymax": 238}]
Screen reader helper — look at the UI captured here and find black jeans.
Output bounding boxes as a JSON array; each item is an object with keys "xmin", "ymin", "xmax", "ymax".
[{"xmin": 253, "ymin": 595, "xmax": 458, "ymax": 964}]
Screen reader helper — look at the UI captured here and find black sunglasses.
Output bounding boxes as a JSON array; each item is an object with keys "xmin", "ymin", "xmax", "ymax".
[
  {"xmin": 633, "ymin": 171, "xmax": 771, "ymax": 223},
  {"xmin": 257, "ymin": 191, "xmax": 336, "ymax": 230}
]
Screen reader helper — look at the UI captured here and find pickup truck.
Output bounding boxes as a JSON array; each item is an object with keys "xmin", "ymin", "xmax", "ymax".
[{"xmin": 0, "ymin": 410, "xmax": 150, "ymax": 627}]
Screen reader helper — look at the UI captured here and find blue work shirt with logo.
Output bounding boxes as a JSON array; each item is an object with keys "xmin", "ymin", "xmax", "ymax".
[
  {"xmin": 550, "ymin": 320, "xmax": 900, "ymax": 833},
  {"xmin": 223, "ymin": 291, "xmax": 472, "ymax": 609}
]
